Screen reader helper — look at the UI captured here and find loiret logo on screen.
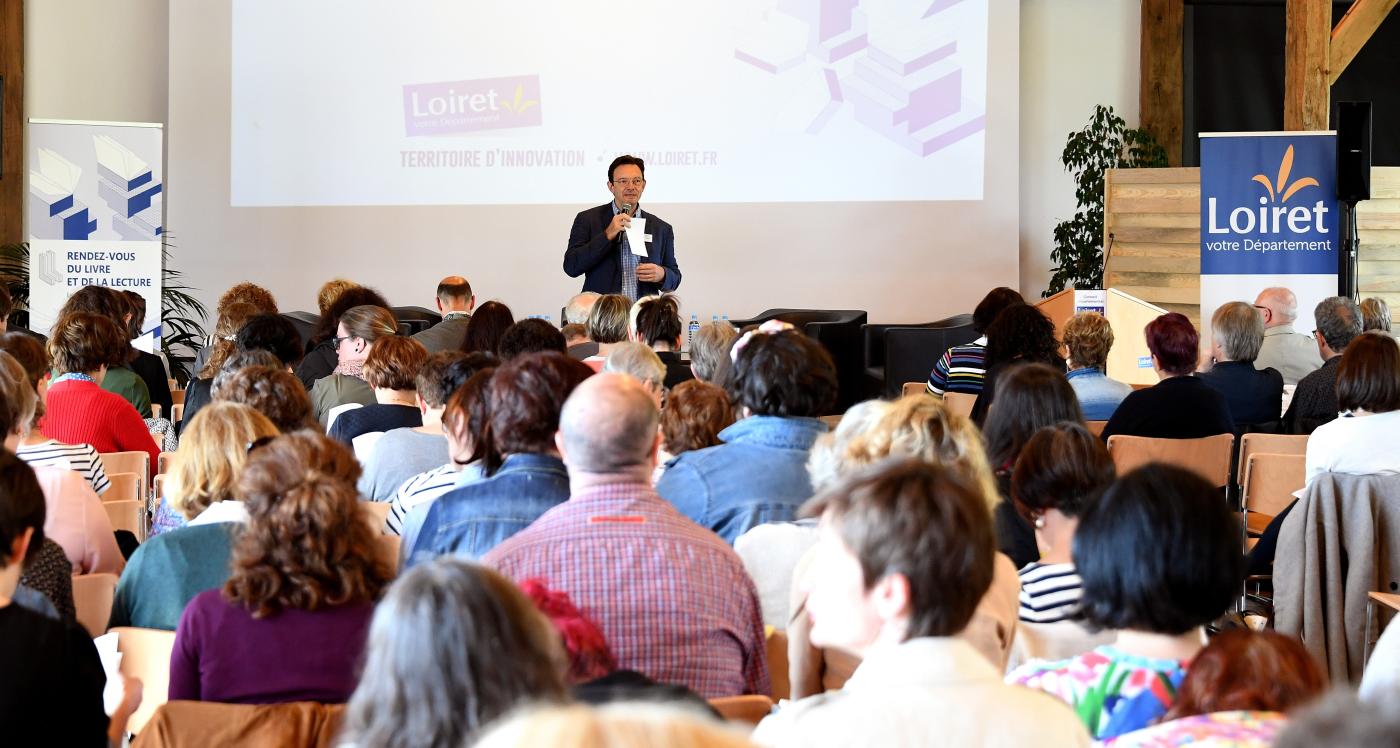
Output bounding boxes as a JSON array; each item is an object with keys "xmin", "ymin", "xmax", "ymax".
[
  {"xmin": 1200, "ymin": 139, "xmax": 1337, "ymax": 275},
  {"xmin": 402, "ymin": 75, "xmax": 542, "ymax": 136}
]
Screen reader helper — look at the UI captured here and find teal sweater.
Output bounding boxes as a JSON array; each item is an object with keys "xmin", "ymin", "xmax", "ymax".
[{"xmin": 108, "ymin": 522, "xmax": 240, "ymax": 631}]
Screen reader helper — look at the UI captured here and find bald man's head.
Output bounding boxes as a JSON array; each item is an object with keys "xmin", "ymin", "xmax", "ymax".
[
  {"xmin": 564, "ymin": 292, "xmax": 601, "ymax": 326},
  {"xmin": 559, "ymin": 372, "xmax": 660, "ymax": 473},
  {"xmin": 436, "ymin": 276, "xmax": 474, "ymax": 312},
  {"xmin": 1254, "ymin": 287, "xmax": 1297, "ymax": 328}
]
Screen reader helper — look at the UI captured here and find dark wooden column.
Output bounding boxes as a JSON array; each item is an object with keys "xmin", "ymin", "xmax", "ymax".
[
  {"xmin": 0, "ymin": 0, "xmax": 22, "ymax": 243},
  {"xmin": 1284, "ymin": 0, "xmax": 1331, "ymax": 131},
  {"xmin": 1140, "ymin": 0, "xmax": 1184, "ymax": 166}
]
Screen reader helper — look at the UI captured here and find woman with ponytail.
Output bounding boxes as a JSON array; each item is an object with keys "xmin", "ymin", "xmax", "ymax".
[
  {"xmin": 168, "ymin": 431, "xmax": 391, "ymax": 704},
  {"xmin": 631, "ymin": 294, "xmax": 693, "ymax": 389}
]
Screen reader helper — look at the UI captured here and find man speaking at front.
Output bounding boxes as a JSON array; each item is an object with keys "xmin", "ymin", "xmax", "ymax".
[{"xmin": 564, "ymin": 155, "xmax": 681, "ymax": 300}]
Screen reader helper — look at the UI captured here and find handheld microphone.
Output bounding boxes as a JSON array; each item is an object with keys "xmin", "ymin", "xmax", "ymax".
[{"xmin": 621, "ymin": 202, "xmax": 633, "ymax": 216}]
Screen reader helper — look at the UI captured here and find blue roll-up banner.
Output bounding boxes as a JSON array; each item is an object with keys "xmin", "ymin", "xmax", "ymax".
[
  {"xmin": 1199, "ymin": 132, "xmax": 1338, "ymax": 347},
  {"xmin": 27, "ymin": 119, "xmax": 164, "ymax": 352}
]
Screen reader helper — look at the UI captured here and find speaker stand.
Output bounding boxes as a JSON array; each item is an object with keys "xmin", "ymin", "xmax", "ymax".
[{"xmin": 1340, "ymin": 199, "xmax": 1360, "ymax": 301}]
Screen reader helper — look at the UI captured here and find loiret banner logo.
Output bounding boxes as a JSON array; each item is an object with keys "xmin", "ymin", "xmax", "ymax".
[{"xmin": 403, "ymin": 75, "xmax": 543, "ymax": 137}]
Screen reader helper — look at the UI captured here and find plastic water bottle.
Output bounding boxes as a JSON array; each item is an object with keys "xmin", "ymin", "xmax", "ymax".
[
  {"xmin": 721, "ymin": 314, "xmax": 730, "ymax": 328},
  {"xmin": 687, "ymin": 314, "xmax": 700, "ymax": 352}
]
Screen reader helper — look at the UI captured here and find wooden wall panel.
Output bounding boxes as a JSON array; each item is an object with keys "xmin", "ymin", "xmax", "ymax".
[
  {"xmin": 0, "ymin": 0, "xmax": 22, "ymax": 243},
  {"xmin": 1102, "ymin": 167, "xmax": 1400, "ymax": 322}
]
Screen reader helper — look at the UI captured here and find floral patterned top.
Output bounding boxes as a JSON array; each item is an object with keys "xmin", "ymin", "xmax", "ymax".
[
  {"xmin": 1099, "ymin": 710, "xmax": 1286, "ymax": 747},
  {"xmin": 1007, "ymin": 645, "xmax": 1190, "ymax": 740}
]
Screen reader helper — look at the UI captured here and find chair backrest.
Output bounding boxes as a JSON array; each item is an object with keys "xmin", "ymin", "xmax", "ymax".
[
  {"xmin": 351, "ymin": 431, "xmax": 385, "ymax": 463},
  {"xmin": 131, "ymin": 700, "xmax": 346, "ymax": 747},
  {"xmin": 150, "ymin": 404, "xmax": 162, "ymax": 421},
  {"xmin": 157, "ymin": 451, "xmax": 176, "ymax": 475},
  {"xmin": 766, "ymin": 628, "xmax": 790, "ymax": 702},
  {"xmin": 1086, "ymin": 420, "xmax": 1108, "ymax": 437},
  {"xmin": 170, "ymin": 389, "xmax": 186, "ymax": 406},
  {"xmin": 707, "ymin": 695, "xmax": 774, "ymax": 726},
  {"xmin": 1238, "ymin": 432, "xmax": 1308, "ymax": 478},
  {"xmin": 360, "ymin": 501, "xmax": 391, "ymax": 535},
  {"xmin": 171, "ymin": 403, "xmax": 184, "ymax": 423},
  {"xmin": 817, "ymin": 414, "xmax": 842, "ymax": 430},
  {"xmin": 99, "ymin": 452, "xmax": 149, "ymax": 497},
  {"xmin": 1106, "ymin": 433, "xmax": 1235, "ymax": 487},
  {"xmin": 325, "ymin": 402, "xmax": 363, "ymax": 431},
  {"xmin": 105, "ymin": 472, "xmax": 141, "ymax": 503},
  {"xmin": 72, "ymin": 573, "xmax": 118, "ymax": 638},
  {"xmin": 901, "ymin": 381, "xmax": 926, "ymax": 398},
  {"xmin": 943, "ymin": 391, "xmax": 977, "ymax": 420},
  {"xmin": 883, "ymin": 323, "xmax": 978, "ymax": 399},
  {"xmin": 1243, "ymin": 453, "xmax": 1307, "ymax": 519},
  {"xmin": 113, "ymin": 626, "xmax": 177, "ymax": 735},
  {"xmin": 104, "ymin": 500, "xmax": 146, "ymax": 542},
  {"xmin": 153, "ymin": 474, "xmax": 166, "ymax": 504}
]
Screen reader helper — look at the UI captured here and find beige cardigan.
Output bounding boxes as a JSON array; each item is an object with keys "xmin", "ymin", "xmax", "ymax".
[{"xmin": 1274, "ymin": 472, "xmax": 1400, "ymax": 683}]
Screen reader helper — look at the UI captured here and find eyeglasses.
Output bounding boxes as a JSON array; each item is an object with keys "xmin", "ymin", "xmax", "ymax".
[
  {"xmin": 610, "ymin": 178, "xmax": 645, "ymax": 187},
  {"xmin": 334, "ymin": 335, "xmax": 358, "ymax": 347}
]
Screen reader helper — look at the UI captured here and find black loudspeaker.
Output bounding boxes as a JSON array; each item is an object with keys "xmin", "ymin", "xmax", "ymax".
[{"xmin": 1336, "ymin": 101, "xmax": 1372, "ymax": 203}]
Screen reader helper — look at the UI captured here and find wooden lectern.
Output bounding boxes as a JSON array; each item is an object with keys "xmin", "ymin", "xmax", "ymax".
[{"xmin": 1035, "ymin": 288, "xmax": 1166, "ymax": 387}]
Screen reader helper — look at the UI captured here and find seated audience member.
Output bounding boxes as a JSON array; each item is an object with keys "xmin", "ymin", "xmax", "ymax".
[
  {"xmin": 111, "ymin": 403, "xmax": 279, "ymax": 629},
  {"xmin": 1276, "ymin": 690, "xmax": 1400, "ymax": 748},
  {"xmin": 632, "ymin": 294, "xmax": 693, "ymax": 389},
  {"xmin": 0, "ymin": 450, "xmax": 141, "ymax": 745},
  {"xmin": 409, "ymin": 352, "xmax": 592, "ymax": 564},
  {"xmin": 1247, "ymin": 331, "xmax": 1400, "ymax": 575},
  {"xmin": 486, "ymin": 373, "xmax": 770, "ymax": 698},
  {"xmin": 784, "ymin": 397, "xmax": 1023, "ymax": 699},
  {"xmin": 477, "ymin": 704, "xmax": 757, "ymax": 748},
  {"xmin": 411, "ymin": 275, "xmax": 475, "ymax": 353},
  {"xmin": 387, "ymin": 359, "xmax": 498, "ymax": 539},
  {"xmin": 561, "ymin": 323, "xmax": 588, "ymax": 348},
  {"xmin": 338, "ymin": 559, "xmax": 568, "ymax": 748},
  {"xmin": 753, "ymin": 460, "xmax": 1089, "ymax": 747},
  {"xmin": 358, "ymin": 351, "xmax": 471, "ymax": 500},
  {"xmin": 497, "ymin": 317, "xmax": 568, "ymax": 360},
  {"xmin": 1285, "ymin": 296, "xmax": 1362, "ymax": 434},
  {"xmin": 1099, "ymin": 313, "xmax": 1233, "ymax": 441},
  {"xmin": 192, "ymin": 282, "xmax": 280, "ymax": 375},
  {"xmin": 169, "ymin": 432, "xmax": 390, "ymax": 704},
  {"xmin": 42, "ymin": 312, "xmax": 160, "ymax": 476},
  {"xmin": 1253, "ymin": 287, "xmax": 1322, "ymax": 385},
  {"xmin": 1009, "ymin": 464, "xmax": 1243, "ymax": 740},
  {"xmin": 0, "ymin": 352, "xmax": 122, "ymax": 576},
  {"xmin": 328, "ymin": 335, "xmax": 429, "ymax": 444},
  {"xmin": 1199, "ymin": 301, "xmax": 1284, "ymax": 429},
  {"xmin": 970, "ymin": 303, "xmax": 1066, "ymax": 424},
  {"xmin": 926, "ymin": 286, "xmax": 1024, "ymax": 397},
  {"xmin": 580, "ymin": 294, "xmax": 631, "ymax": 371},
  {"xmin": 657, "ymin": 379, "xmax": 735, "ymax": 484},
  {"xmin": 119, "ymin": 290, "xmax": 175, "ymax": 418},
  {"xmin": 460, "ymin": 300, "xmax": 515, "ymax": 356},
  {"xmin": 1, "ymin": 332, "xmax": 111, "ymax": 494},
  {"xmin": 602, "ymin": 341, "xmax": 666, "ymax": 407},
  {"xmin": 1012, "ymin": 422, "xmax": 1115, "ymax": 626},
  {"xmin": 657, "ymin": 328, "xmax": 837, "ymax": 543},
  {"xmin": 1062, "ymin": 312, "xmax": 1132, "ymax": 420},
  {"xmin": 297, "ymin": 285, "xmax": 390, "ymax": 388},
  {"xmin": 982, "ymin": 363, "xmax": 1084, "ymax": 568},
  {"xmin": 309, "ymin": 304, "xmax": 399, "ymax": 425},
  {"xmin": 563, "ymin": 291, "xmax": 602, "ymax": 359},
  {"xmin": 55, "ymin": 285, "xmax": 153, "ymax": 416},
  {"xmin": 213, "ymin": 365, "xmax": 317, "ymax": 433},
  {"xmin": 20, "ymin": 538, "xmax": 75, "ymax": 620},
  {"xmin": 1102, "ymin": 629, "xmax": 1325, "ymax": 746},
  {"xmin": 1361, "ymin": 296, "xmax": 1392, "ymax": 333},
  {"xmin": 689, "ymin": 319, "xmax": 739, "ymax": 383},
  {"xmin": 234, "ymin": 312, "xmax": 306, "ymax": 370},
  {"xmin": 182, "ymin": 301, "xmax": 261, "ymax": 427}
]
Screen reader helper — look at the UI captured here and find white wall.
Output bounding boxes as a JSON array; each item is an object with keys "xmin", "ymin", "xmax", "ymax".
[
  {"xmin": 24, "ymin": 0, "xmax": 168, "ymax": 124},
  {"xmin": 1019, "ymin": 0, "xmax": 1141, "ymax": 299}
]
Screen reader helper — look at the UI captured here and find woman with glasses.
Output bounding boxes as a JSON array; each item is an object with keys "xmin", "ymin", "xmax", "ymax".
[{"xmin": 309, "ymin": 304, "xmax": 399, "ymax": 426}]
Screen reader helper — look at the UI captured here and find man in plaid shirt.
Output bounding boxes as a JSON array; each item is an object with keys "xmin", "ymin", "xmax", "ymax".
[{"xmin": 484, "ymin": 373, "xmax": 770, "ymax": 698}]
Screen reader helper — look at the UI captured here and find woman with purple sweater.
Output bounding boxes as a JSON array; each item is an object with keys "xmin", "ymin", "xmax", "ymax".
[{"xmin": 169, "ymin": 431, "xmax": 392, "ymax": 704}]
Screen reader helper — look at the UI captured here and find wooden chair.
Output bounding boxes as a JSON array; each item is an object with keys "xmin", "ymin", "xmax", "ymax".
[
  {"xmin": 99, "ymin": 452, "xmax": 149, "ymax": 498},
  {"xmin": 1105, "ymin": 433, "xmax": 1235, "ymax": 487},
  {"xmin": 105, "ymin": 472, "xmax": 141, "ymax": 503},
  {"xmin": 130, "ymin": 700, "xmax": 346, "ymax": 747},
  {"xmin": 150, "ymin": 404, "xmax": 162, "ymax": 421},
  {"xmin": 901, "ymin": 381, "xmax": 927, "ymax": 398},
  {"xmin": 817, "ymin": 414, "xmax": 842, "ymax": 431},
  {"xmin": 72, "ymin": 573, "xmax": 118, "ymax": 638},
  {"xmin": 1086, "ymin": 420, "xmax": 1108, "ymax": 437},
  {"xmin": 1241, "ymin": 453, "xmax": 1306, "ymax": 535},
  {"xmin": 766, "ymin": 628, "xmax": 790, "ymax": 702},
  {"xmin": 104, "ymin": 500, "xmax": 146, "ymax": 542},
  {"xmin": 111, "ymin": 627, "xmax": 177, "ymax": 735},
  {"xmin": 708, "ymin": 695, "xmax": 774, "ymax": 726},
  {"xmin": 943, "ymin": 391, "xmax": 976, "ymax": 419},
  {"xmin": 172, "ymin": 403, "xmax": 184, "ymax": 423},
  {"xmin": 171, "ymin": 388, "xmax": 186, "ymax": 406},
  {"xmin": 1237, "ymin": 433, "xmax": 1307, "ymax": 477},
  {"xmin": 360, "ymin": 501, "xmax": 391, "ymax": 535},
  {"xmin": 157, "ymin": 451, "xmax": 176, "ymax": 475},
  {"xmin": 167, "ymin": 378, "xmax": 178, "ymax": 392}
]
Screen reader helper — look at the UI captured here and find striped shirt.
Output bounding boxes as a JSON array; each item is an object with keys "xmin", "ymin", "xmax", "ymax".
[
  {"xmin": 926, "ymin": 337, "xmax": 988, "ymax": 396},
  {"xmin": 384, "ymin": 463, "xmax": 484, "ymax": 536},
  {"xmin": 16, "ymin": 439, "xmax": 111, "ymax": 495},
  {"xmin": 1018, "ymin": 561, "xmax": 1083, "ymax": 624},
  {"xmin": 484, "ymin": 481, "xmax": 771, "ymax": 699}
]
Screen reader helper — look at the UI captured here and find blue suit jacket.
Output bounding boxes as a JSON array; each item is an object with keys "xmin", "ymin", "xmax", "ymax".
[{"xmin": 564, "ymin": 203, "xmax": 682, "ymax": 295}]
